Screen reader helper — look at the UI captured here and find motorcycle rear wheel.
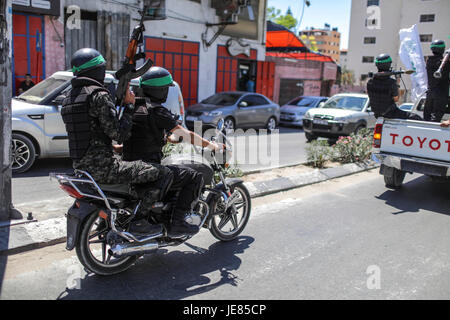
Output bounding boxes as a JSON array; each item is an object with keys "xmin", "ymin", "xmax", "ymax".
[
  {"xmin": 209, "ymin": 183, "xmax": 251, "ymax": 242},
  {"xmin": 76, "ymin": 211, "xmax": 137, "ymax": 276}
]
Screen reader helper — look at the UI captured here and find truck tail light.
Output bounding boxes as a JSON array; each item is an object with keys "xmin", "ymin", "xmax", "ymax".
[{"xmin": 373, "ymin": 123, "xmax": 383, "ymax": 148}]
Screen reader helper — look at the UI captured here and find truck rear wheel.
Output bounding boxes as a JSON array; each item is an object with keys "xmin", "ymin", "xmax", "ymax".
[{"xmin": 383, "ymin": 166, "xmax": 406, "ymax": 189}]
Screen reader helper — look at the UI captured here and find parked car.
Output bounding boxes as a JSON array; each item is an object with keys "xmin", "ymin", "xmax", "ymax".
[
  {"xmin": 279, "ymin": 96, "xmax": 328, "ymax": 127},
  {"xmin": 185, "ymin": 91, "xmax": 280, "ymax": 132},
  {"xmin": 302, "ymin": 93, "xmax": 375, "ymax": 142},
  {"xmin": 11, "ymin": 71, "xmax": 185, "ymax": 173},
  {"xmin": 398, "ymin": 102, "xmax": 413, "ymax": 111}
]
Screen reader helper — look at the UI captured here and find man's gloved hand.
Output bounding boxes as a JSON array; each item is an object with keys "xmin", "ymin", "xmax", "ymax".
[{"xmin": 123, "ymin": 87, "xmax": 136, "ymax": 114}]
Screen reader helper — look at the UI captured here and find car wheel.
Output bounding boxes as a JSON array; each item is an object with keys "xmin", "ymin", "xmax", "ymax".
[
  {"xmin": 383, "ymin": 166, "xmax": 406, "ymax": 189},
  {"xmin": 266, "ymin": 117, "xmax": 277, "ymax": 132},
  {"xmin": 305, "ymin": 132, "xmax": 317, "ymax": 142},
  {"xmin": 11, "ymin": 133, "xmax": 37, "ymax": 174},
  {"xmin": 224, "ymin": 117, "xmax": 235, "ymax": 133},
  {"xmin": 354, "ymin": 124, "xmax": 365, "ymax": 135}
]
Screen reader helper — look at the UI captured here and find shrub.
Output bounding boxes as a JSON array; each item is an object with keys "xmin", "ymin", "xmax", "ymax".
[
  {"xmin": 306, "ymin": 139, "xmax": 332, "ymax": 168},
  {"xmin": 332, "ymin": 128, "xmax": 373, "ymax": 164}
]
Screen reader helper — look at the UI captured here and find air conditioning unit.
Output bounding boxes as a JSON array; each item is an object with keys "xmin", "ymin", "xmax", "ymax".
[{"xmin": 211, "ymin": 0, "xmax": 252, "ymax": 23}]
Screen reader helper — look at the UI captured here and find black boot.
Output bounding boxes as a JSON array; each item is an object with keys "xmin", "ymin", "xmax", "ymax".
[
  {"xmin": 167, "ymin": 212, "xmax": 200, "ymax": 238},
  {"xmin": 129, "ymin": 219, "xmax": 163, "ymax": 236}
]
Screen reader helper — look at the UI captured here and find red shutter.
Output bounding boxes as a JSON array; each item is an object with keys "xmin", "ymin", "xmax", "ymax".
[{"xmin": 256, "ymin": 61, "xmax": 275, "ymax": 100}]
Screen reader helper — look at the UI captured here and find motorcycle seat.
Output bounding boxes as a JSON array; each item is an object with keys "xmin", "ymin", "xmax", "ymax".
[{"xmin": 98, "ymin": 184, "xmax": 130, "ymax": 196}]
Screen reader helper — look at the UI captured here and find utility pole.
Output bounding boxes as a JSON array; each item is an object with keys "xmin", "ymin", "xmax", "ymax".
[{"xmin": 0, "ymin": 0, "xmax": 13, "ymax": 221}]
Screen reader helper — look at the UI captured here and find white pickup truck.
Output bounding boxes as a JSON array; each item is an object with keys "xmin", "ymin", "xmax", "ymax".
[{"xmin": 372, "ymin": 117, "xmax": 450, "ymax": 188}]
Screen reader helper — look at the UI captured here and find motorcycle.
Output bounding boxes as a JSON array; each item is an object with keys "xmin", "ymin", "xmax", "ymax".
[{"xmin": 50, "ymin": 119, "xmax": 251, "ymax": 276}]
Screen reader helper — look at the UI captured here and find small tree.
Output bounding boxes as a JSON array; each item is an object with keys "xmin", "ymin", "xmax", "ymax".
[{"xmin": 267, "ymin": 6, "xmax": 298, "ymax": 31}]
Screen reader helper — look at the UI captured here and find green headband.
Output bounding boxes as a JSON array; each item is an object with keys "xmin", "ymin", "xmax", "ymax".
[
  {"xmin": 139, "ymin": 74, "xmax": 173, "ymax": 87},
  {"xmin": 72, "ymin": 55, "xmax": 106, "ymax": 73},
  {"xmin": 431, "ymin": 43, "xmax": 445, "ymax": 48},
  {"xmin": 375, "ymin": 56, "xmax": 392, "ymax": 63}
]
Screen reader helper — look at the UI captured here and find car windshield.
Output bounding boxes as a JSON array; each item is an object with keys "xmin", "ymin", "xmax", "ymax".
[
  {"xmin": 201, "ymin": 93, "xmax": 242, "ymax": 106},
  {"xmin": 287, "ymin": 97, "xmax": 317, "ymax": 107},
  {"xmin": 321, "ymin": 96, "xmax": 367, "ymax": 111},
  {"xmin": 18, "ymin": 75, "xmax": 72, "ymax": 104}
]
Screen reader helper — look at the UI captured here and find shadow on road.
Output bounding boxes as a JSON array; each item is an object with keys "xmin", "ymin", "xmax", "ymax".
[
  {"xmin": 12, "ymin": 158, "xmax": 73, "ymax": 179},
  {"xmin": 57, "ymin": 236, "xmax": 254, "ymax": 300},
  {"xmin": 0, "ymin": 226, "xmax": 10, "ymax": 297},
  {"xmin": 376, "ymin": 175, "xmax": 450, "ymax": 216}
]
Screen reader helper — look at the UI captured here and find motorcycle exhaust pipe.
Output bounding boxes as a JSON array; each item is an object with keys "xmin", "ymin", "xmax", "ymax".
[{"xmin": 109, "ymin": 240, "xmax": 159, "ymax": 258}]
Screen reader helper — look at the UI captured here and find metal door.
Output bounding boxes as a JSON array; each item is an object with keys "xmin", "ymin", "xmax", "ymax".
[{"xmin": 12, "ymin": 13, "xmax": 45, "ymax": 96}]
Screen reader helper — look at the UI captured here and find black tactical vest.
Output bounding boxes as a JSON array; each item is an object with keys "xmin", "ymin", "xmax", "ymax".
[
  {"xmin": 367, "ymin": 76, "xmax": 397, "ymax": 117},
  {"xmin": 61, "ymin": 77, "xmax": 111, "ymax": 160},
  {"xmin": 122, "ymin": 102, "xmax": 166, "ymax": 164}
]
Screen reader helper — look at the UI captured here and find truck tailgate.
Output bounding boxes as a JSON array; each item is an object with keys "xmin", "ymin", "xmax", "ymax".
[{"xmin": 380, "ymin": 120, "xmax": 450, "ymax": 163}]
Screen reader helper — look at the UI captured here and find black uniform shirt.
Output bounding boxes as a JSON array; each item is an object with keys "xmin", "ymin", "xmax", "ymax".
[
  {"xmin": 427, "ymin": 55, "xmax": 450, "ymax": 98},
  {"xmin": 19, "ymin": 80, "xmax": 35, "ymax": 92},
  {"xmin": 367, "ymin": 75, "xmax": 399, "ymax": 117},
  {"xmin": 150, "ymin": 104, "xmax": 178, "ymax": 132}
]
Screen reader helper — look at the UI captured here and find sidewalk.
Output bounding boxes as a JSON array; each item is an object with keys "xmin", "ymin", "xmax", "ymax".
[{"xmin": 0, "ymin": 161, "xmax": 379, "ymax": 255}]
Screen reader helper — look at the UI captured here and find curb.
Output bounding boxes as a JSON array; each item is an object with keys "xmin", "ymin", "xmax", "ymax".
[
  {"xmin": 1, "ymin": 161, "xmax": 379, "ymax": 255},
  {"xmin": 244, "ymin": 161, "xmax": 379, "ymax": 198}
]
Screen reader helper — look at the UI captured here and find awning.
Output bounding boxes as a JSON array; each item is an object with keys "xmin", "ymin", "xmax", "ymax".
[
  {"xmin": 266, "ymin": 21, "xmax": 307, "ymax": 52},
  {"xmin": 266, "ymin": 52, "xmax": 335, "ymax": 63},
  {"xmin": 266, "ymin": 21, "xmax": 335, "ymax": 63}
]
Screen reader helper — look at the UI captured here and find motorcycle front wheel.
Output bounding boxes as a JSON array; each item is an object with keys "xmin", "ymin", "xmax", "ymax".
[
  {"xmin": 209, "ymin": 183, "xmax": 251, "ymax": 242},
  {"xmin": 76, "ymin": 211, "xmax": 137, "ymax": 276}
]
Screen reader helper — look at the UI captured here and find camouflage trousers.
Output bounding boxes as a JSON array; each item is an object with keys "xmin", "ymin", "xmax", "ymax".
[{"xmin": 75, "ymin": 155, "xmax": 171, "ymax": 215}]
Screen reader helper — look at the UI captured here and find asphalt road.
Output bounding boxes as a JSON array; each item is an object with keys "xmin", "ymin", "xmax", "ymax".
[
  {"xmin": 12, "ymin": 126, "xmax": 307, "ymax": 205},
  {"xmin": 2, "ymin": 169, "xmax": 450, "ymax": 300}
]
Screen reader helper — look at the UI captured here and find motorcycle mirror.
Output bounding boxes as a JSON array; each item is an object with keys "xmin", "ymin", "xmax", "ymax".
[{"xmin": 217, "ymin": 118, "xmax": 225, "ymax": 132}]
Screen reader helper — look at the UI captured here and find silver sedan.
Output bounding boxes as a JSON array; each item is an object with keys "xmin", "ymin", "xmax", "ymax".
[{"xmin": 185, "ymin": 91, "xmax": 280, "ymax": 132}]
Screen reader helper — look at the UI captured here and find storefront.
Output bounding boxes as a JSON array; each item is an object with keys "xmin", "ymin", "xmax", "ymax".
[
  {"xmin": 266, "ymin": 21, "xmax": 337, "ymax": 105},
  {"xmin": 11, "ymin": 0, "xmax": 61, "ymax": 95}
]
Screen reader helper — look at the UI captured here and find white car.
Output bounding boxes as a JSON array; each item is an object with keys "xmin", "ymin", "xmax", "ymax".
[
  {"xmin": 11, "ymin": 71, "xmax": 185, "ymax": 173},
  {"xmin": 302, "ymin": 93, "xmax": 376, "ymax": 142}
]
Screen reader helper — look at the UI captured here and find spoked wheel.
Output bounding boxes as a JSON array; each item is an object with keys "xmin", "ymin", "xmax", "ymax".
[
  {"xmin": 11, "ymin": 133, "xmax": 36, "ymax": 173},
  {"xmin": 266, "ymin": 117, "xmax": 277, "ymax": 133},
  {"xmin": 210, "ymin": 183, "xmax": 251, "ymax": 241},
  {"xmin": 76, "ymin": 212, "xmax": 137, "ymax": 276},
  {"xmin": 224, "ymin": 117, "xmax": 235, "ymax": 134}
]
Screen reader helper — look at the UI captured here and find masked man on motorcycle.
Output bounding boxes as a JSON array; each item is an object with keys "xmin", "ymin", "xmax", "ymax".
[
  {"xmin": 367, "ymin": 53, "xmax": 422, "ymax": 120},
  {"xmin": 61, "ymin": 48, "xmax": 172, "ymax": 236},
  {"xmin": 116, "ymin": 67, "xmax": 225, "ymax": 237},
  {"xmin": 424, "ymin": 40, "xmax": 450, "ymax": 122}
]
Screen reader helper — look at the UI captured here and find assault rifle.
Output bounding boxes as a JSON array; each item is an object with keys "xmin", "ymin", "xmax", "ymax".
[
  {"xmin": 114, "ymin": 5, "xmax": 153, "ymax": 115},
  {"xmin": 368, "ymin": 69, "xmax": 415, "ymax": 78}
]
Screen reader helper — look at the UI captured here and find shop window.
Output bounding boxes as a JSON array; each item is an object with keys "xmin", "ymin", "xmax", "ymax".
[
  {"xmin": 362, "ymin": 56, "xmax": 374, "ymax": 63},
  {"xmin": 420, "ymin": 34, "xmax": 433, "ymax": 42},
  {"xmin": 364, "ymin": 37, "xmax": 376, "ymax": 44},
  {"xmin": 145, "ymin": 37, "xmax": 200, "ymax": 107},
  {"xmin": 420, "ymin": 14, "xmax": 435, "ymax": 22}
]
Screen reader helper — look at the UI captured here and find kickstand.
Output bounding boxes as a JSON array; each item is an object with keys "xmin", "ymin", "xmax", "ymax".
[{"xmin": 184, "ymin": 241, "xmax": 207, "ymax": 254}]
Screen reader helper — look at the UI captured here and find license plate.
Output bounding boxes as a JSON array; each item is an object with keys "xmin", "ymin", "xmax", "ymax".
[
  {"xmin": 186, "ymin": 116, "xmax": 198, "ymax": 122},
  {"xmin": 313, "ymin": 119, "xmax": 328, "ymax": 125}
]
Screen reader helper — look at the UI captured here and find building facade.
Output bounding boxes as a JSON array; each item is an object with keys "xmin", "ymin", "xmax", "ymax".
[
  {"xmin": 347, "ymin": 0, "xmax": 450, "ymax": 99},
  {"xmin": 299, "ymin": 26, "xmax": 341, "ymax": 63},
  {"xmin": 11, "ymin": 0, "xmax": 274, "ymax": 107}
]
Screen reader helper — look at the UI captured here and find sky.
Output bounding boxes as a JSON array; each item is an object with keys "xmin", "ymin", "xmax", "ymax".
[{"xmin": 267, "ymin": 0, "xmax": 352, "ymax": 50}]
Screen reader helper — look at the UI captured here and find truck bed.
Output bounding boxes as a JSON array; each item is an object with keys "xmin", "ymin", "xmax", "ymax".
[{"xmin": 380, "ymin": 119, "xmax": 450, "ymax": 163}]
